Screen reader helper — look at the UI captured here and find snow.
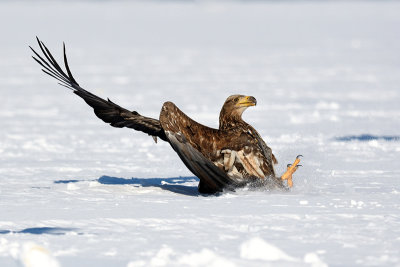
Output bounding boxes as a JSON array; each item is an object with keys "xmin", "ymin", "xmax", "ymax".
[
  {"xmin": 1, "ymin": 1, "xmax": 400, "ymax": 266},
  {"xmin": 239, "ymin": 237, "xmax": 297, "ymax": 262},
  {"xmin": 20, "ymin": 242, "xmax": 61, "ymax": 267}
]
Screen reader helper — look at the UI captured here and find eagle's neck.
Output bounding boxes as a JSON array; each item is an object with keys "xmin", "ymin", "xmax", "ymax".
[{"xmin": 219, "ymin": 107, "xmax": 247, "ymax": 131}]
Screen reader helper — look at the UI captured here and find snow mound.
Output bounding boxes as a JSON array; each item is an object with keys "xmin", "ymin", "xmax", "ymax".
[
  {"xmin": 239, "ymin": 237, "xmax": 297, "ymax": 262},
  {"xmin": 0, "ymin": 239, "xmax": 60, "ymax": 267},
  {"xmin": 178, "ymin": 249, "xmax": 236, "ymax": 267},
  {"xmin": 304, "ymin": 253, "xmax": 328, "ymax": 267},
  {"xmin": 127, "ymin": 246, "xmax": 235, "ymax": 267},
  {"xmin": 20, "ymin": 242, "xmax": 60, "ymax": 267}
]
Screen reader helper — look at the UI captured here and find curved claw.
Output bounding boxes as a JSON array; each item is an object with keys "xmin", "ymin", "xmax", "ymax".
[{"xmin": 281, "ymin": 155, "xmax": 302, "ymax": 188}]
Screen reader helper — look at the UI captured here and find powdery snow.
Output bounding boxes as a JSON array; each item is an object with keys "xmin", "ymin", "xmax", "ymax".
[
  {"xmin": 240, "ymin": 237, "xmax": 297, "ymax": 262},
  {"xmin": 1, "ymin": 1, "xmax": 400, "ymax": 267}
]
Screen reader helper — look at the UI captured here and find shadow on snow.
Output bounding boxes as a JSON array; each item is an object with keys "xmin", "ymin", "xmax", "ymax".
[
  {"xmin": 334, "ymin": 134, "xmax": 400, "ymax": 142},
  {"xmin": 54, "ymin": 179, "xmax": 81, "ymax": 184},
  {"xmin": 54, "ymin": 176, "xmax": 201, "ymax": 196},
  {"xmin": 98, "ymin": 175, "xmax": 201, "ymax": 196},
  {"xmin": 0, "ymin": 227, "xmax": 79, "ymax": 235}
]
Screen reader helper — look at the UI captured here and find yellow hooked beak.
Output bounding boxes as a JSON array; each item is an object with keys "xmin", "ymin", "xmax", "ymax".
[{"xmin": 237, "ymin": 96, "xmax": 257, "ymax": 107}]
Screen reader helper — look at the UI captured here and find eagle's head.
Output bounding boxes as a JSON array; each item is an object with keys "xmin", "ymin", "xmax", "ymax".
[{"xmin": 219, "ymin": 95, "xmax": 257, "ymax": 129}]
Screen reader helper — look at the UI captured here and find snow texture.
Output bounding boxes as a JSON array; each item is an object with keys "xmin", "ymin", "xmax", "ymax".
[{"xmin": 1, "ymin": 1, "xmax": 400, "ymax": 266}]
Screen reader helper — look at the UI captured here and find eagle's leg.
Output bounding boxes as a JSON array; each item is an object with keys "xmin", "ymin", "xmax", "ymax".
[{"xmin": 281, "ymin": 155, "xmax": 302, "ymax": 188}]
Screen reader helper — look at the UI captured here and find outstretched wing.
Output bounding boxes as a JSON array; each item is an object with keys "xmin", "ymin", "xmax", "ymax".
[{"xmin": 30, "ymin": 37, "xmax": 167, "ymax": 142}]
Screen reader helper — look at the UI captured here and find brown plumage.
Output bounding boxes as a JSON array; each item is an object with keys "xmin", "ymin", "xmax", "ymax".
[
  {"xmin": 31, "ymin": 37, "xmax": 297, "ymax": 194},
  {"xmin": 159, "ymin": 97, "xmax": 283, "ymax": 193}
]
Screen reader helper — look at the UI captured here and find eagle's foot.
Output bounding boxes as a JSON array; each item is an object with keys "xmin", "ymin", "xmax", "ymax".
[{"xmin": 281, "ymin": 155, "xmax": 302, "ymax": 188}]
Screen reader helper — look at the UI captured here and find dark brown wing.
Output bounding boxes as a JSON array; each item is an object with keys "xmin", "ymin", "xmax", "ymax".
[
  {"xmin": 159, "ymin": 101, "xmax": 223, "ymax": 155},
  {"xmin": 159, "ymin": 102, "xmax": 247, "ymax": 193},
  {"xmin": 248, "ymin": 126, "xmax": 277, "ymax": 176},
  {"xmin": 165, "ymin": 131, "xmax": 241, "ymax": 194},
  {"xmin": 30, "ymin": 37, "xmax": 167, "ymax": 142}
]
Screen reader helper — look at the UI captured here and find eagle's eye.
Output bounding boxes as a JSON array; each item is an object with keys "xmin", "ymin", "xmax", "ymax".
[{"xmin": 234, "ymin": 97, "xmax": 239, "ymax": 102}]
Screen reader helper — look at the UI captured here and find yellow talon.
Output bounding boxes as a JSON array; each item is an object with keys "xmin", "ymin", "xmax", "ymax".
[{"xmin": 281, "ymin": 155, "xmax": 302, "ymax": 188}]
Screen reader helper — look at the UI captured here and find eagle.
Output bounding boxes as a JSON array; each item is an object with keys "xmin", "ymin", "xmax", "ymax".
[{"xmin": 30, "ymin": 37, "xmax": 301, "ymax": 194}]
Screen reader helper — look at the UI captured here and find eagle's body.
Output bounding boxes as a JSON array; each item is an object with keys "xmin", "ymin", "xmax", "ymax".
[
  {"xmin": 30, "ymin": 37, "xmax": 300, "ymax": 194},
  {"xmin": 160, "ymin": 101, "xmax": 279, "ymax": 187}
]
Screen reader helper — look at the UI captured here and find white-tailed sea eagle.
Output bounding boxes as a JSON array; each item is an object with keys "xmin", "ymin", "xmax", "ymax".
[{"xmin": 30, "ymin": 37, "xmax": 301, "ymax": 194}]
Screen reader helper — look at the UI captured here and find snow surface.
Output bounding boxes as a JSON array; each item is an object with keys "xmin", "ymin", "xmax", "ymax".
[{"xmin": 1, "ymin": 1, "xmax": 400, "ymax": 266}]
